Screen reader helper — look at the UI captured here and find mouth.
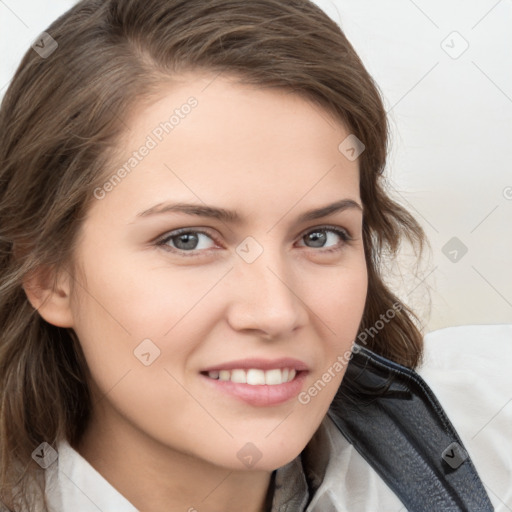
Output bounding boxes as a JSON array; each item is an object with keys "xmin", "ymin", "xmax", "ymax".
[{"xmin": 200, "ymin": 358, "xmax": 309, "ymax": 407}]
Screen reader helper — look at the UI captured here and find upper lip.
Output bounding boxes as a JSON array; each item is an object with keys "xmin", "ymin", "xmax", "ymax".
[{"xmin": 201, "ymin": 357, "xmax": 309, "ymax": 373}]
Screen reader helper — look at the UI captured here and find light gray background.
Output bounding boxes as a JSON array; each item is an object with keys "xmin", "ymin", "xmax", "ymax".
[{"xmin": 1, "ymin": 0, "xmax": 511, "ymax": 333}]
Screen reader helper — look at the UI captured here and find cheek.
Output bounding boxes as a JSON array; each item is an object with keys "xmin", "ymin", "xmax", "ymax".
[
  {"xmin": 325, "ymin": 269, "xmax": 367, "ymax": 325},
  {"xmin": 68, "ymin": 254, "xmax": 231, "ymax": 410},
  {"xmin": 304, "ymin": 252, "xmax": 368, "ymax": 339},
  {"xmin": 295, "ymin": 256, "xmax": 367, "ymax": 407},
  {"xmin": 72, "ymin": 247, "xmax": 225, "ymax": 339}
]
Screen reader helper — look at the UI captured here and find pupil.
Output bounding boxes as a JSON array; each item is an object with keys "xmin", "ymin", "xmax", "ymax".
[
  {"xmin": 175, "ymin": 233, "xmax": 198, "ymax": 250},
  {"xmin": 307, "ymin": 231, "xmax": 326, "ymax": 248}
]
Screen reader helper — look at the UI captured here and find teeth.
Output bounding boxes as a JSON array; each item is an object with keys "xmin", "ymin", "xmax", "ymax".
[
  {"xmin": 207, "ymin": 368, "xmax": 297, "ymax": 385},
  {"xmin": 219, "ymin": 370, "xmax": 231, "ymax": 381},
  {"xmin": 231, "ymin": 369, "xmax": 246, "ymax": 383},
  {"xmin": 247, "ymin": 369, "xmax": 266, "ymax": 385},
  {"xmin": 265, "ymin": 369, "xmax": 282, "ymax": 385}
]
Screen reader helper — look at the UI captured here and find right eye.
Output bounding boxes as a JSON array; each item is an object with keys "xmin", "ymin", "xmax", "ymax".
[{"xmin": 156, "ymin": 228, "xmax": 219, "ymax": 255}]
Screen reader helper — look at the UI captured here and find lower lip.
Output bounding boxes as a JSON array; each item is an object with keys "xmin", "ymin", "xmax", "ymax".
[{"xmin": 200, "ymin": 371, "xmax": 308, "ymax": 407}]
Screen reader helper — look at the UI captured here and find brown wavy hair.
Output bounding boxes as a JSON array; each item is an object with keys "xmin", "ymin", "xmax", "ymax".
[{"xmin": 0, "ymin": 0, "xmax": 426, "ymax": 509}]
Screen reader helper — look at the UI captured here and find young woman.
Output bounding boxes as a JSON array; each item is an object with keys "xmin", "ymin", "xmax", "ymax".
[{"xmin": 0, "ymin": 0, "xmax": 509, "ymax": 510}]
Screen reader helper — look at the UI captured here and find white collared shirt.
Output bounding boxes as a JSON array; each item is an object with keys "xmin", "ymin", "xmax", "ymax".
[{"xmin": 44, "ymin": 324, "xmax": 512, "ymax": 511}]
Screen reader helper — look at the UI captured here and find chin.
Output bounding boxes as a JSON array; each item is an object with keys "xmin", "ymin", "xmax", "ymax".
[{"xmin": 206, "ymin": 432, "xmax": 313, "ymax": 473}]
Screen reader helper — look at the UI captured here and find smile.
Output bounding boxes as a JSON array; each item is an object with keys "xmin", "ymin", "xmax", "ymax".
[
  {"xmin": 206, "ymin": 368, "xmax": 297, "ymax": 385},
  {"xmin": 200, "ymin": 358, "xmax": 309, "ymax": 407}
]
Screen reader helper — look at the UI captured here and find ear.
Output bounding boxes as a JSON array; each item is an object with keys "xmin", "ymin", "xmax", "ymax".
[{"xmin": 23, "ymin": 265, "xmax": 75, "ymax": 328}]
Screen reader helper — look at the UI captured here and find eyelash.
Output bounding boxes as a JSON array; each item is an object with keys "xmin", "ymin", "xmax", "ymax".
[{"xmin": 155, "ymin": 225, "xmax": 353, "ymax": 258}]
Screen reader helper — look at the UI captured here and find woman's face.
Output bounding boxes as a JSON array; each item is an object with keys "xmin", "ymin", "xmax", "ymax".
[{"xmin": 67, "ymin": 73, "xmax": 367, "ymax": 471}]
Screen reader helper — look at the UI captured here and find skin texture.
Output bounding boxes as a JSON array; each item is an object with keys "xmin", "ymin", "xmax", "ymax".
[{"xmin": 26, "ymin": 73, "xmax": 368, "ymax": 512}]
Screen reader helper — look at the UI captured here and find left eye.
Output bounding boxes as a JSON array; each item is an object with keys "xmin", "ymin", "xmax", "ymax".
[
  {"xmin": 159, "ymin": 230, "xmax": 216, "ymax": 251},
  {"xmin": 298, "ymin": 228, "xmax": 350, "ymax": 249}
]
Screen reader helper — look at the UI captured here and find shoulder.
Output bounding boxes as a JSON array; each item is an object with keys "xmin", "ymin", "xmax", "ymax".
[{"xmin": 417, "ymin": 324, "xmax": 512, "ymax": 511}]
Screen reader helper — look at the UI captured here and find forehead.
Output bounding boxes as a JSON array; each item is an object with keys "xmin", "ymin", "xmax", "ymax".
[{"xmin": 91, "ymin": 73, "xmax": 361, "ymax": 223}]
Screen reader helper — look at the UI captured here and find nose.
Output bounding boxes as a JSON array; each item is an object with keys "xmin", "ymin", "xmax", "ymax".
[{"xmin": 225, "ymin": 249, "xmax": 308, "ymax": 339}]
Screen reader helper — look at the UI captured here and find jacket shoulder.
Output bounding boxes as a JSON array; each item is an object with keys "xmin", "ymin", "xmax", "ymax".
[
  {"xmin": 418, "ymin": 324, "xmax": 512, "ymax": 511},
  {"xmin": 327, "ymin": 327, "xmax": 507, "ymax": 511}
]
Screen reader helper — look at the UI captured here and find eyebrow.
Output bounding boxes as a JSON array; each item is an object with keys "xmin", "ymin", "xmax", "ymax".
[
  {"xmin": 136, "ymin": 198, "xmax": 363, "ymax": 223},
  {"xmin": 297, "ymin": 199, "xmax": 363, "ymax": 222}
]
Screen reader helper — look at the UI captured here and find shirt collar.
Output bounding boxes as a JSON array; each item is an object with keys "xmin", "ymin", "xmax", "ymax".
[
  {"xmin": 269, "ymin": 415, "xmax": 342, "ymax": 511},
  {"xmin": 45, "ymin": 439, "xmax": 138, "ymax": 511}
]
